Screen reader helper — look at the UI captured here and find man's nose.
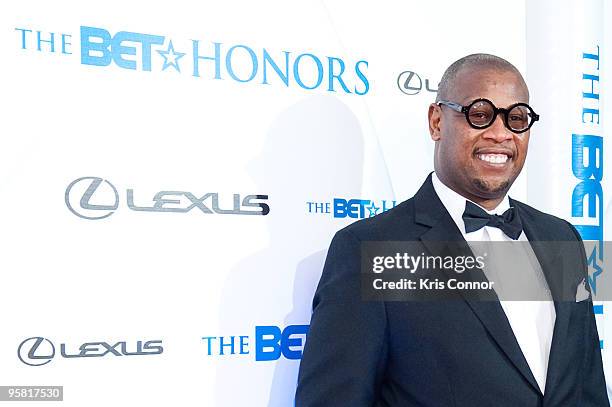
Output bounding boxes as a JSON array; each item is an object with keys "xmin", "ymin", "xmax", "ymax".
[{"xmin": 482, "ymin": 114, "xmax": 513, "ymax": 142}]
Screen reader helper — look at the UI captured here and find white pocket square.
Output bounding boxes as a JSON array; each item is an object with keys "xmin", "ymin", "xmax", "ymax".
[{"xmin": 575, "ymin": 278, "xmax": 591, "ymax": 302}]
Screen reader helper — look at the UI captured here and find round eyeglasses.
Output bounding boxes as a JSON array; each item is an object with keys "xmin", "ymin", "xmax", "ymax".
[{"xmin": 437, "ymin": 98, "xmax": 540, "ymax": 134}]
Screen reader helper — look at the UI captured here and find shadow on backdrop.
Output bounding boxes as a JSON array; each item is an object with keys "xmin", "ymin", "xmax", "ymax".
[{"xmin": 215, "ymin": 95, "xmax": 364, "ymax": 406}]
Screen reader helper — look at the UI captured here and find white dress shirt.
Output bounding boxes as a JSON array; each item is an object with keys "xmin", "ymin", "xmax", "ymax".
[{"xmin": 431, "ymin": 172, "xmax": 556, "ymax": 393}]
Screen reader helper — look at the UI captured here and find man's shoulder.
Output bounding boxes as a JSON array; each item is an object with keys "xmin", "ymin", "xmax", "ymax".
[
  {"xmin": 334, "ymin": 197, "xmax": 426, "ymax": 242},
  {"xmin": 511, "ymin": 198, "xmax": 581, "ymax": 241}
]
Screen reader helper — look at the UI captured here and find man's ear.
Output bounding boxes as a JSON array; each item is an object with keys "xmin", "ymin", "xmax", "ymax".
[{"xmin": 428, "ymin": 103, "xmax": 441, "ymax": 141}]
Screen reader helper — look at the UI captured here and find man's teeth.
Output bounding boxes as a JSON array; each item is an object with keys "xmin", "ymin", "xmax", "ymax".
[{"xmin": 477, "ymin": 153, "xmax": 508, "ymax": 164}]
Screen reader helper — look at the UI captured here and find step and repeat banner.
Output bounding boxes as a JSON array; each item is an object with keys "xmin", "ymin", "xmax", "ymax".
[
  {"xmin": 526, "ymin": 0, "xmax": 612, "ymax": 398},
  {"xmin": 0, "ymin": 1, "xmax": 609, "ymax": 406}
]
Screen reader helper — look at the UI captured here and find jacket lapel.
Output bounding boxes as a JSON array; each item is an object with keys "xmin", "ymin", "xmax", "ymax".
[
  {"xmin": 413, "ymin": 175, "xmax": 542, "ymax": 395},
  {"xmin": 513, "ymin": 200, "xmax": 576, "ymax": 401}
]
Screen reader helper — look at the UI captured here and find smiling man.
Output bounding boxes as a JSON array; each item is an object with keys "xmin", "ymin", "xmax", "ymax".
[
  {"xmin": 295, "ymin": 54, "xmax": 608, "ymax": 406},
  {"xmin": 432, "ymin": 60, "xmax": 532, "ymax": 210}
]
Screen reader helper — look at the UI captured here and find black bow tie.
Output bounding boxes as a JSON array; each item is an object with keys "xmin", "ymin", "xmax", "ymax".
[{"xmin": 462, "ymin": 201, "xmax": 523, "ymax": 240}]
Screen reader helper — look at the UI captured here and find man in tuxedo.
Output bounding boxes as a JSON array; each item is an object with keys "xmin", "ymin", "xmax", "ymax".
[{"xmin": 295, "ymin": 54, "xmax": 608, "ymax": 406}]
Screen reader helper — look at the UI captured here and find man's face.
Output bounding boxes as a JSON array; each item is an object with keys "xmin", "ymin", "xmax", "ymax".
[{"xmin": 429, "ymin": 67, "xmax": 530, "ymax": 202}]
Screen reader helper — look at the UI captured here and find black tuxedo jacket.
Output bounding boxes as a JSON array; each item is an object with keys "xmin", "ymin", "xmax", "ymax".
[{"xmin": 296, "ymin": 175, "xmax": 608, "ymax": 406}]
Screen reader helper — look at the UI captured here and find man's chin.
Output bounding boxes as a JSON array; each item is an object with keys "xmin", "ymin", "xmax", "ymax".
[{"xmin": 471, "ymin": 177, "xmax": 511, "ymax": 197}]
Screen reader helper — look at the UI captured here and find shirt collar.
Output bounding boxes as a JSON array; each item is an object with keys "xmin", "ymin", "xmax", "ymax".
[{"xmin": 431, "ymin": 172, "xmax": 511, "ymax": 233}]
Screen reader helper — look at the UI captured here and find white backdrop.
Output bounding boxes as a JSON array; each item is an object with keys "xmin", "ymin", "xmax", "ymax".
[
  {"xmin": 526, "ymin": 0, "xmax": 611, "ymax": 398},
  {"xmin": 0, "ymin": 1, "xmax": 608, "ymax": 406}
]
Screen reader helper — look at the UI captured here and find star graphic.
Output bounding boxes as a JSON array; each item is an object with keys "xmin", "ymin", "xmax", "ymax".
[
  {"xmin": 587, "ymin": 245, "xmax": 603, "ymax": 295},
  {"xmin": 367, "ymin": 202, "xmax": 380, "ymax": 217},
  {"xmin": 157, "ymin": 41, "xmax": 186, "ymax": 73}
]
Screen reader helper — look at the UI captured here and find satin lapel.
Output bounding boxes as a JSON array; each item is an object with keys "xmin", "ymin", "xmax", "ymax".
[
  {"xmin": 513, "ymin": 200, "xmax": 573, "ymax": 401},
  {"xmin": 415, "ymin": 177, "xmax": 542, "ymax": 395}
]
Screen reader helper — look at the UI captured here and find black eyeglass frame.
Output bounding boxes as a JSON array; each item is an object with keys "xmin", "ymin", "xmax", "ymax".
[{"xmin": 437, "ymin": 98, "xmax": 540, "ymax": 134}]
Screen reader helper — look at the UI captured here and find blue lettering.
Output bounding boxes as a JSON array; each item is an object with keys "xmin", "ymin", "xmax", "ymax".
[
  {"xmin": 61, "ymin": 33, "xmax": 72, "ymax": 55},
  {"xmin": 15, "ymin": 28, "xmax": 32, "ymax": 50},
  {"xmin": 113, "ymin": 31, "xmax": 164, "ymax": 71},
  {"xmin": 255, "ymin": 326, "xmax": 281, "ymax": 361},
  {"xmin": 354, "ymin": 60, "xmax": 369, "ymax": 95},
  {"xmin": 334, "ymin": 198, "xmax": 372, "ymax": 218},
  {"xmin": 111, "ymin": 31, "xmax": 138, "ymax": 70},
  {"xmin": 572, "ymin": 134, "xmax": 603, "ymax": 181},
  {"xmin": 262, "ymin": 50, "xmax": 290, "ymax": 86},
  {"xmin": 202, "ymin": 336, "xmax": 215, "ymax": 356},
  {"xmin": 80, "ymin": 26, "xmax": 164, "ymax": 71},
  {"xmin": 327, "ymin": 57, "xmax": 350, "ymax": 93},
  {"xmin": 239, "ymin": 336, "xmax": 249, "ymax": 355},
  {"xmin": 571, "ymin": 135, "xmax": 603, "ymax": 241},
  {"xmin": 294, "ymin": 53, "xmax": 323, "ymax": 90},
  {"xmin": 192, "ymin": 41, "xmax": 222, "ymax": 79},
  {"xmin": 226, "ymin": 45, "xmax": 258, "ymax": 82},
  {"xmin": 80, "ymin": 26, "xmax": 112, "ymax": 67},
  {"xmin": 255, "ymin": 325, "xmax": 309, "ymax": 361},
  {"xmin": 583, "ymin": 73, "xmax": 600, "ymax": 100},
  {"xmin": 583, "ymin": 46, "xmax": 600, "ymax": 70},
  {"xmin": 36, "ymin": 31, "xmax": 55, "ymax": 52},
  {"xmin": 571, "ymin": 46, "xmax": 603, "ymax": 295},
  {"xmin": 280, "ymin": 325, "xmax": 309, "ymax": 359}
]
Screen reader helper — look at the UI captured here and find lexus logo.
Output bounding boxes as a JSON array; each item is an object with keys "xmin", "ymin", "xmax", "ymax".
[
  {"xmin": 397, "ymin": 70, "xmax": 438, "ymax": 95},
  {"xmin": 65, "ymin": 177, "xmax": 270, "ymax": 220},
  {"xmin": 17, "ymin": 337, "xmax": 164, "ymax": 366},
  {"xmin": 18, "ymin": 337, "xmax": 55, "ymax": 366},
  {"xmin": 65, "ymin": 177, "xmax": 119, "ymax": 220}
]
